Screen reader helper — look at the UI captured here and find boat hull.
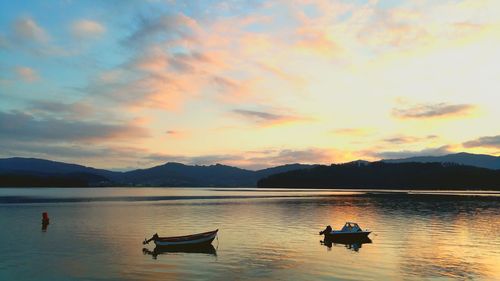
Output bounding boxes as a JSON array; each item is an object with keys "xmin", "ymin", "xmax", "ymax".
[
  {"xmin": 153, "ymin": 229, "xmax": 218, "ymax": 247},
  {"xmin": 325, "ymin": 231, "xmax": 371, "ymax": 240}
]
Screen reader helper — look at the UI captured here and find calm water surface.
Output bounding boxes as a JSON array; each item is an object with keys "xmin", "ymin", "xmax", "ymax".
[{"xmin": 0, "ymin": 188, "xmax": 499, "ymax": 281}]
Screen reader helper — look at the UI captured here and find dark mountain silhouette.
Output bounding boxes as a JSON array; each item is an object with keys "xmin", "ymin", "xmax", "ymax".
[
  {"xmin": 255, "ymin": 163, "xmax": 318, "ymax": 178},
  {"xmin": 257, "ymin": 161, "xmax": 500, "ymax": 190},
  {"xmin": 120, "ymin": 162, "xmax": 315, "ymax": 186},
  {"xmin": 120, "ymin": 162, "xmax": 256, "ymax": 186},
  {"xmin": 0, "ymin": 157, "xmax": 119, "ymax": 186},
  {"xmin": 1, "ymin": 154, "xmax": 499, "ymax": 188},
  {"xmin": 0, "ymin": 157, "xmax": 120, "ymax": 179},
  {"xmin": 0, "ymin": 158, "xmax": 312, "ymax": 187},
  {"xmin": 382, "ymin": 152, "xmax": 500, "ymax": 170}
]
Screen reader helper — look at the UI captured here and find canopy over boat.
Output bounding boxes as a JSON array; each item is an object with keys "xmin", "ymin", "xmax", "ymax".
[
  {"xmin": 143, "ymin": 229, "xmax": 218, "ymax": 247},
  {"xmin": 341, "ymin": 222, "xmax": 362, "ymax": 232}
]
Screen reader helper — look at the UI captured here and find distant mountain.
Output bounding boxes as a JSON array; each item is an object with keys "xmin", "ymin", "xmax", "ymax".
[
  {"xmin": 0, "ymin": 157, "xmax": 120, "ymax": 186},
  {"xmin": 0, "ymin": 157, "xmax": 120, "ymax": 177},
  {"xmin": 257, "ymin": 162, "xmax": 500, "ymax": 190},
  {"xmin": 121, "ymin": 162, "xmax": 256, "ymax": 186},
  {"xmin": 0, "ymin": 158, "xmax": 312, "ymax": 187},
  {"xmin": 121, "ymin": 162, "xmax": 316, "ymax": 187},
  {"xmin": 2, "ymin": 154, "xmax": 499, "ymax": 188},
  {"xmin": 255, "ymin": 163, "xmax": 317, "ymax": 178},
  {"xmin": 383, "ymin": 152, "xmax": 500, "ymax": 170}
]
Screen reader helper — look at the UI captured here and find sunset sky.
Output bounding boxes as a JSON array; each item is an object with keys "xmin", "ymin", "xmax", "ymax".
[{"xmin": 0, "ymin": 0, "xmax": 499, "ymax": 170}]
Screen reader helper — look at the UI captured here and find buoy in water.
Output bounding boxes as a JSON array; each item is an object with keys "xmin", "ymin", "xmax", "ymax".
[{"xmin": 42, "ymin": 212, "xmax": 50, "ymax": 225}]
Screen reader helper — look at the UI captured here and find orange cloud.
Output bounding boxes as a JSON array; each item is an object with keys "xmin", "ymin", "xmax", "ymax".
[
  {"xmin": 257, "ymin": 62, "xmax": 306, "ymax": 88},
  {"xmin": 294, "ymin": 26, "xmax": 343, "ymax": 57}
]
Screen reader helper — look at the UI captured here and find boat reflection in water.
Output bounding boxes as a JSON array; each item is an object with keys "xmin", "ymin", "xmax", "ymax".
[
  {"xmin": 321, "ymin": 236, "xmax": 372, "ymax": 252},
  {"xmin": 142, "ymin": 244, "xmax": 217, "ymax": 259}
]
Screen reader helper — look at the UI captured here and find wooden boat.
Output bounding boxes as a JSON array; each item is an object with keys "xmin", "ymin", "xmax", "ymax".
[
  {"xmin": 143, "ymin": 229, "xmax": 218, "ymax": 247},
  {"xmin": 320, "ymin": 222, "xmax": 371, "ymax": 239}
]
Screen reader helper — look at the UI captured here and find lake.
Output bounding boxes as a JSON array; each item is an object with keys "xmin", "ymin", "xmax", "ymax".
[{"xmin": 0, "ymin": 188, "xmax": 499, "ymax": 280}]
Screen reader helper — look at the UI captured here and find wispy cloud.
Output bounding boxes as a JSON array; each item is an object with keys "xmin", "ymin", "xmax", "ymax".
[
  {"xmin": 15, "ymin": 66, "xmax": 39, "ymax": 82},
  {"xmin": 371, "ymin": 145, "xmax": 453, "ymax": 159},
  {"xmin": 463, "ymin": 135, "xmax": 500, "ymax": 149},
  {"xmin": 71, "ymin": 20, "xmax": 105, "ymax": 39},
  {"xmin": 29, "ymin": 100, "xmax": 94, "ymax": 118},
  {"xmin": 294, "ymin": 25, "xmax": 342, "ymax": 57},
  {"xmin": 124, "ymin": 13, "xmax": 197, "ymax": 47},
  {"xmin": 233, "ymin": 109, "xmax": 285, "ymax": 121},
  {"xmin": 232, "ymin": 109, "xmax": 309, "ymax": 126},
  {"xmin": 257, "ymin": 62, "xmax": 305, "ymax": 86},
  {"xmin": 0, "ymin": 110, "xmax": 149, "ymax": 143},
  {"xmin": 13, "ymin": 16, "xmax": 49, "ymax": 43},
  {"xmin": 82, "ymin": 12, "xmax": 237, "ymax": 111},
  {"xmin": 392, "ymin": 103, "xmax": 475, "ymax": 119},
  {"xmin": 0, "ymin": 140, "xmax": 136, "ymax": 159},
  {"xmin": 383, "ymin": 135, "xmax": 438, "ymax": 144},
  {"xmin": 5, "ymin": 16, "xmax": 78, "ymax": 56},
  {"xmin": 164, "ymin": 130, "xmax": 188, "ymax": 139},
  {"xmin": 332, "ymin": 128, "xmax": 370, "ymax": 136}
]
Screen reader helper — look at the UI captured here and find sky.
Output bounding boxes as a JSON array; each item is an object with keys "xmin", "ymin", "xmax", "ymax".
[{"xmin": 0, "ymin": 0, "xmax": 499, "ymax": 170}]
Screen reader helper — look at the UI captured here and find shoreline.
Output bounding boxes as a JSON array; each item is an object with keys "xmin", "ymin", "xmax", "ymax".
[{"xmin": 1, "ymin": 188, "xmax": 499, "ymax": 204}]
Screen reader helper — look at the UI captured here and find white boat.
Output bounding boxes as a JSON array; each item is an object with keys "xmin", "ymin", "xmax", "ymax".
[{"xmin": 320, "ymin": 222, "xmax": 371, "ymax": 239}]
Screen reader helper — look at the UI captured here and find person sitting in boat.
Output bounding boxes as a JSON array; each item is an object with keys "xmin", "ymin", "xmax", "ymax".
[
  {"xmin": 143, "ymin": 233, "xmax": 159, "ymax": 245},
  {"xmin": 319, "ymin": 225, "xmax": 332, "ymax": 235}
]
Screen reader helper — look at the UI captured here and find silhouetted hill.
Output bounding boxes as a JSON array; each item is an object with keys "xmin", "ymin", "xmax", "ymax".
[
  {"xmin": 0, "ymin": 157, "xmax": 121, "ymax": 180},
  {"xmin": 0, "ymin": 158, "xmax": 311, "ymax": 187},
  {"xmin": 257, "ymin": 162, "xmax": 500, "ymax": 190},
  {"xmin": 121, "ymin": 162, "xmax": 256, "ymax": 186},
  {"xmin": 2, "ymin": 155, "xmax": 499, "ymax": 188},
  {"xmin": 120, "ymin": 162, "xmax": 315, "ymax": 186},
  {"xmin": 383, "ymin": 152, "xmax": 500, "ymax": 170},
  {"xmin": 255, "ymin": 163, "xmax": 317, "ymax": 178}
]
